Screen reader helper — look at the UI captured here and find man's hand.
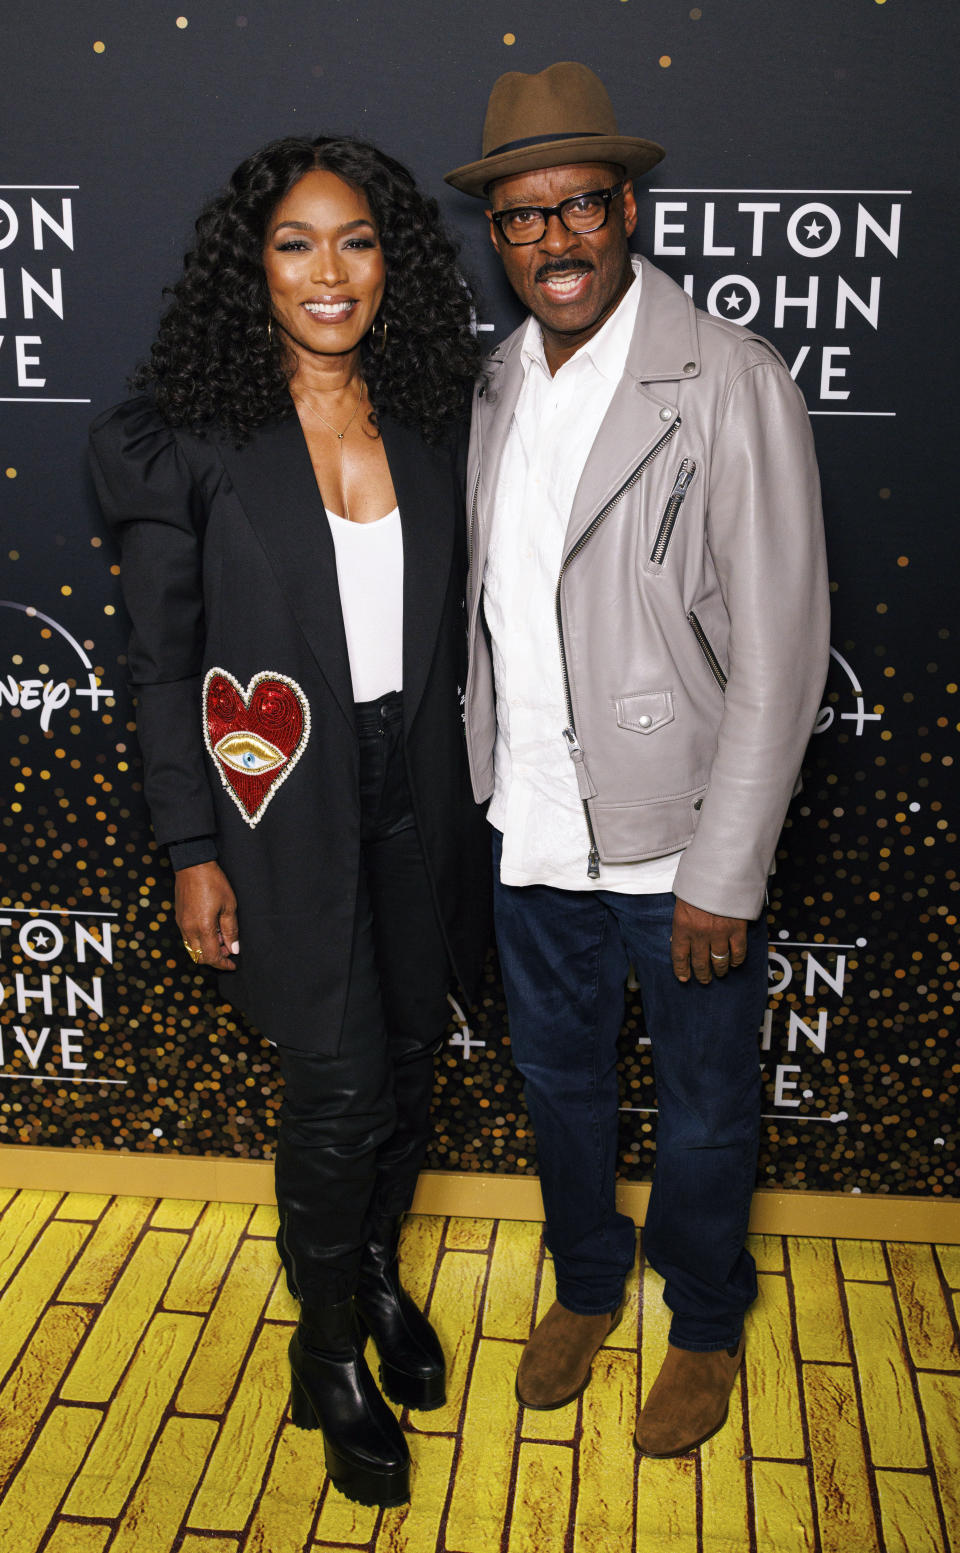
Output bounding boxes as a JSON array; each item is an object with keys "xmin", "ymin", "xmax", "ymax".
[
  {"xmin": 175, "ymin": 861, "xmax": 240, "ymax": 971},
  {"xmin": 670, "ymin": 895, "xmax": 748, "ymax": 985}
]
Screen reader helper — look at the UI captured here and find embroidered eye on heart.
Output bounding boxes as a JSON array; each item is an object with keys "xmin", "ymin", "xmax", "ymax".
[{"xmin": 203, "ymin": 668, "xmax": 310, "ymax": 827}]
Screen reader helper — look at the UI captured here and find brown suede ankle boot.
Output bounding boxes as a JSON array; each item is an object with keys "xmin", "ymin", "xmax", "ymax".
[
  {"xmin": 516, "ymin": 1300, "xmax": 623, "ymax": 1410},
  {"xmin": 635, "ymin": 1335, "xmax": 745, "ymax": 1457}
]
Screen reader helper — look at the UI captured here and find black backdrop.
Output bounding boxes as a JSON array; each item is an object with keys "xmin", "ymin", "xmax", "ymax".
[{"xmin": 1, "ymin": 0, "xmax": 956, "ymax": 1198}]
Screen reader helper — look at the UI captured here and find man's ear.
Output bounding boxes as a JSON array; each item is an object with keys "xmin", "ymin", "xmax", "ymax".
[
  {"xmin": 622, "ymin": 179, "xmax": 638, "ymax": 239},
  {"xmin": 486, "ymin": 211, "xmax": 502, "ymax": 255}
]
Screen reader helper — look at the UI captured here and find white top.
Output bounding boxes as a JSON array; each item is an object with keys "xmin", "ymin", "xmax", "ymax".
[
  {"xmin": 483, "ymin": 259, "xmax": 682, "ymax": 894},
  {"xmin": 326, "ymin": 506, "xmax": 404, "ymax": 703}
]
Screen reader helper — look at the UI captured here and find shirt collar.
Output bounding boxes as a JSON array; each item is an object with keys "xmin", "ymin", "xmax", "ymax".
[{"xmin": 519, "ymin": 256, "xmax": 643, "ymax": 384}]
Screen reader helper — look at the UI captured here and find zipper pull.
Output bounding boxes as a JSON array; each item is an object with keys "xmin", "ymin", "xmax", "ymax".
[
  {"xmin": 671, "ymin": 458, "xmax": 697, "ymax": 497},
  {"xmin": 563, "ymin": 728, "xmax": 598, "ymax": 798},
  {"xmin": 587, "ymin": 847, "xmax": 600, "ymax": 879}
]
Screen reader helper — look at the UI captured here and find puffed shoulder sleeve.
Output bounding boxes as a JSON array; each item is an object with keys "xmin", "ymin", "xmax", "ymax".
[{"xmin": 89, "ymin": 398, "xmax": 217, "ymax": 847}]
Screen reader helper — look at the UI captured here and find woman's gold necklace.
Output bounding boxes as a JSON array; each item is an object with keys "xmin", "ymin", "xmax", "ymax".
[{"xmin": 295, "ymin": 376, "xmax": 366, "ymax": 523}]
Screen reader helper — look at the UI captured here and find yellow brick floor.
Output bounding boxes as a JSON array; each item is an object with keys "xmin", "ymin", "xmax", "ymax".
[{"xmin": 0, "ymin": 1187, "xmax": 958, "ymax": 1552}]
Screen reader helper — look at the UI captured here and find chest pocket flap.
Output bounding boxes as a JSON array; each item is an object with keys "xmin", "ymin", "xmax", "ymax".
[{"xmin": 616, "ymin": 689, "xmax": 675, "ymax": 735}]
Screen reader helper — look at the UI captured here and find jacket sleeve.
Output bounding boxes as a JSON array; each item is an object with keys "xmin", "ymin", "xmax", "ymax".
[
  {"xmin": 672, "ymin": 354, "xmax": 830, "ymax": 920},
  {"xmin": 88, "ymin": 398, "xmax": 218, "ymax": 850}
]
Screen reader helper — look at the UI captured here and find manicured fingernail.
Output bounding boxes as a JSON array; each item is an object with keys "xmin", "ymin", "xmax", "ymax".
[{"xmin": 231, "ymin": 942, "xmax": 240, "ymax": 955}]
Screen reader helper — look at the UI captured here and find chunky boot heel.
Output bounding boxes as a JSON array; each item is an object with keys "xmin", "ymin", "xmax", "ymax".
[
  {"xmin": 289, "ymin": 1300, "xmax": 410, "ymax": 1507},
  {"xmin": 357, "ymin": 1216, "xmax": 446, "ymax": 1412},
  {"xmin": 289, "ymin": 1371, "xmax": 320, "ymax": 1430}
]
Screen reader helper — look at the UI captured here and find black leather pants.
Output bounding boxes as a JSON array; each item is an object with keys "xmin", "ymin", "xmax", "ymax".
[{"xmin": 274, "ymin": 692, "xmax": 451, "ymax": 1306}]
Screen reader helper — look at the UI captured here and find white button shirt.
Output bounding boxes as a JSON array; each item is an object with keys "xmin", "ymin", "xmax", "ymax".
[{"xmin": 483, "ymin": 261, "xmax": 682, "ymax": 893}]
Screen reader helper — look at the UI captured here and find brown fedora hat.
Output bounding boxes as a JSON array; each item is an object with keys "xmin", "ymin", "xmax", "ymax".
[{"xmin": 444, "ymin": 61, "xmax": 665, "ymax": 198}]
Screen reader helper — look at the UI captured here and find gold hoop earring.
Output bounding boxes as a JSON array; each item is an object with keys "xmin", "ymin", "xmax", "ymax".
[
  {"xmin": 372, "ymin": 319, "xmax": 388, "ymax": 353},
  {"xmin": 267, "ymin": 315, "xmax": 274, "ymax": 344}
]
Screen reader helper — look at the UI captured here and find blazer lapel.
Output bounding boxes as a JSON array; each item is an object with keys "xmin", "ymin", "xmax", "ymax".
[
  {"xmin": 379, "ymin": 415, "xmax": 454, "ymax": 736},
  {"xmin": 214, "ymin": 416, "xmax": 356, "ymax": 729}
]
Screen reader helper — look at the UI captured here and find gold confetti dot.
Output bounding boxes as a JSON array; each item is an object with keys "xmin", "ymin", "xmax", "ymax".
[
  {"xmin": 503, "ymin": 32, "xmax": 516, "ymax": 45},
  {"xmin": 5, "ymin": 468, "xmax": 16, "ymax": 478},
  {"xmin": 8, "ymin": 549, "xmax": 19, "ymax": 560},
  {"xmin": 879, "ymin": 487, "xmax": 891, "ymax": 499},
  {"xmin": 897, "ymin": 555, "xmax": 909, "ymax": 568},
  {"xmin": 104, "ymin": 604, "xmax": 116, "ymax": 615},
  {"xmin": 659, "ymin": 54, "xmax": 672, "ymax": 67},
  {"xmin": 61, "ymin": 584, "xmax": 72, "ymax": 596},
  {"xmin": 176, "ymin": 15, "xmax": 189, "ymax": 27},
  {"xmin": 690, "ymin": 6, "xmax": 702, "ymax": 16},
  {"xmin": 93, "ymin": 40, "xmax": 106, "ymax": 53}
]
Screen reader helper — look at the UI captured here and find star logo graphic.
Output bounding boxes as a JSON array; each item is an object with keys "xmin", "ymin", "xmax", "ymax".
[
  {"xmin": 804, "ymin": 218, "xmax": 825, "ymax": 241},
  {"xmin": 722, "ymin": 290, "xmax": 745, "ymax": 313}
]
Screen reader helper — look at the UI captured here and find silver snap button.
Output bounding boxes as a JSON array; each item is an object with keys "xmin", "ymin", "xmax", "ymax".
[
  {"xmin": 683, "ymin": 361, "xmax": 696, "ymax": 373},
  {"xmin": 659, "ymin": 407, "xmax": 673, "ymax": 422},
  {"xmin": 638, "ymin": 714, "xmax": 653, "ymax": 729}
]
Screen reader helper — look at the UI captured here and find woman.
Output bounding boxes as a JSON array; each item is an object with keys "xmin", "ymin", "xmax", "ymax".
[{"xmin": 89, "ymin": 136, "xmax": 489, "ymax": 1508}]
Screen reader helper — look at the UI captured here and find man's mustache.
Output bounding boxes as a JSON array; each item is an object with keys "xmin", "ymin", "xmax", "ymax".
[{"xmin": 534, "ymin": 259, "xmax": 594, "ymax": 283}]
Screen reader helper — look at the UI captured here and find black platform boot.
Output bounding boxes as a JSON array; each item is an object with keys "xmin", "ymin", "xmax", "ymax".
[
  {"xmin": 288, "ymin": 1297, "xmax": 410, "ymax": 1507},
  {"xmin": 355, "ymin": 1217, "xmax": 446, "ymax": 1411}
]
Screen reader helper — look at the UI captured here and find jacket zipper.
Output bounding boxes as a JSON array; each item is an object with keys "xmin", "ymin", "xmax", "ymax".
[
  {"xmin": 687, "ymin": 610, "xmax": 728, "ymax": 691},
  {"xmin": 649, "ymin": 457, "xmax": 697, "ymax": 565},
  {"xmin": 468, "ymin": 467, "xmax": 481, "ymax": 567},
  {"xmin": 555, "ymin": 415, "xmax": 681, "ymax": 878}
]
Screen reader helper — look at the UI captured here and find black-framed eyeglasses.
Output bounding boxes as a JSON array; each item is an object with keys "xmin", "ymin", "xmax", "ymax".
[{"xmin": 491, "ymin": 182, "xmax": 625, "ymax": 245}]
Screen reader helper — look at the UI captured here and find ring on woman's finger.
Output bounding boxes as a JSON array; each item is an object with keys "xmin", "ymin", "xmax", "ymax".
[
  {"xmin": 182, "ymin": 939, "xmax": 202, "ymax": 965},
  {"xmin": 710, "ymin": 950, "xmax": 730, "ymax": 962}
]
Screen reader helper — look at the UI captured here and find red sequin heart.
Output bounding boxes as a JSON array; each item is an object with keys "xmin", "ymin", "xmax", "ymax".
[{"xmin": 203, "ymin": 668, "xmax": 310, "ymax": 827}]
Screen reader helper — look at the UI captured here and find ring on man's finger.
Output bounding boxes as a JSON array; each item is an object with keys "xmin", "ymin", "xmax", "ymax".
[
  {"xmin": 182, "ymin": 939, "xmax": 202, "ymax": 965},
  {"xmin": 710, "ymin": 950, "xmax": 730, "ymax": 962}
]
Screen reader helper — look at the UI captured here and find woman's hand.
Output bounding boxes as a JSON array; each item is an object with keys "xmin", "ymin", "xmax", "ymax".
[{"xmin": 175, "ymin": 861, "xmax": 240, "ymax": 971}]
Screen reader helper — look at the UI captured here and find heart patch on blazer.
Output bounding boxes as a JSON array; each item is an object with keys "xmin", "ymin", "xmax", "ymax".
[{"xmin": 203, "ymin": 668, "xmax": 310, "ymax": 828}]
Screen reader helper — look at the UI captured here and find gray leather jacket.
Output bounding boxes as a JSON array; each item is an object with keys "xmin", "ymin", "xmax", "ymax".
[{"xmin": 464, "ymin": 257, "xmax": 830, "ymax": 920}]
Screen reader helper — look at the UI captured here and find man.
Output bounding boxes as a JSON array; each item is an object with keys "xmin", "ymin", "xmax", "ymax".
[{"xmin": 445, "ymin": 62, "xmax": 829, "ymax": 1457}]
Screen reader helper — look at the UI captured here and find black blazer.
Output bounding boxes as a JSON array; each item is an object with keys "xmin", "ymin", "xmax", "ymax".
[{"xmin": 89, "ymin": 397, "xmax": 490, "ymax": 1051}]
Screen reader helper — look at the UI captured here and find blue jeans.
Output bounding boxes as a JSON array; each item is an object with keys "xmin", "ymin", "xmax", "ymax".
[{"xmin": 492, "ymin": 831, "xmax": 766, "ymax": 1352}]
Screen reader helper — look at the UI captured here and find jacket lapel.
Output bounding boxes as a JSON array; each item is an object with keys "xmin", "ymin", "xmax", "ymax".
[
  {"xmin": 379, "ymin": 414, "xmax": 454, "ymax": 735},
  {"xmin": 472, "ymin": 336, "xmax": 525, "ymax": 560},
  {"xmin": 564, "ymin": 259, "xmax": 703, "ymax": 556},
  {"xmin": 214, "ymin": 415, "xmax": 356, "ymax": 729}
]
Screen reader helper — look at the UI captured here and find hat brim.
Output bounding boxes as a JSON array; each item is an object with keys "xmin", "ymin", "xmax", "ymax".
[{"xmin": 444, "ymin": 135, "xmax": 665, "ymax": 198}]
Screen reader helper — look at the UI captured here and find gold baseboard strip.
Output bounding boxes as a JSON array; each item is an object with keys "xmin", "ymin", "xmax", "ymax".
[{"xmin": 0, "ymin": 1145, "xmax": 957, "ymax": 1244}]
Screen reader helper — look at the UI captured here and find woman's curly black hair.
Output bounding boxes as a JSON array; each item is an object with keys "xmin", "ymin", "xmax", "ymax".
[{"xmin": 133, "ymin": 135, "xmax": 482, "ymax": 444}]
